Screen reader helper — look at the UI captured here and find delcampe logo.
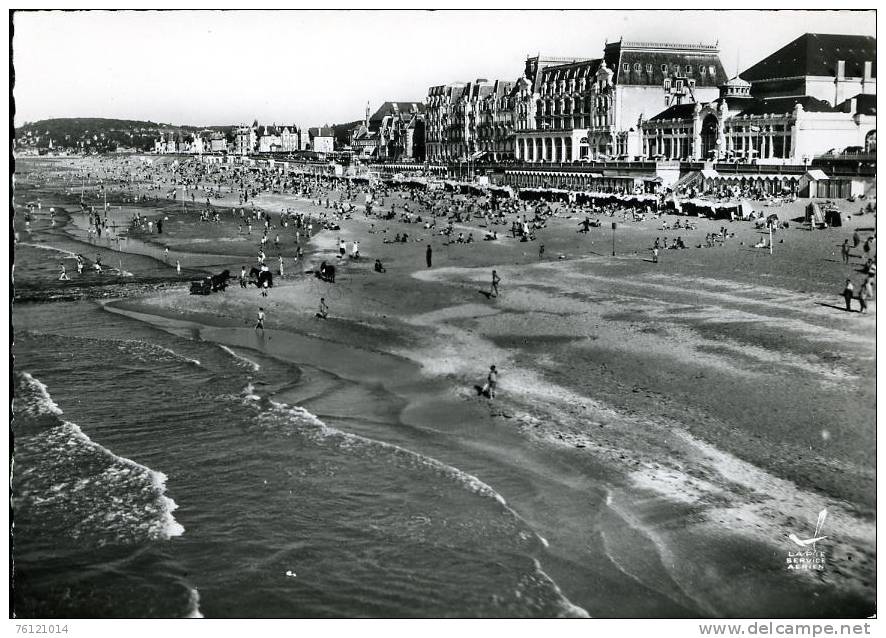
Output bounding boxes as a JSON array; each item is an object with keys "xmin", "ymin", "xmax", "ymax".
[{"xmin": 786, "ymin": 509, "xmax": 828, "ymax": 571}]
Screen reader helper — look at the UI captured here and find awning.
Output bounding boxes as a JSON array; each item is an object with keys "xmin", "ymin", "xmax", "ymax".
[
  {"xmin": 700, "ymin": 169, "xmax": 719, "ymax": 179},
  {"xmin": 805, "ymin": 169, "xmax": 829, "ymax": 181},
  {"xmin": 470, "ymin": 151, "xmax": 488, "ymax": 160},
  {"xmin": 643, "ymin": 176, "xmax": 663, "ymax": 182}
]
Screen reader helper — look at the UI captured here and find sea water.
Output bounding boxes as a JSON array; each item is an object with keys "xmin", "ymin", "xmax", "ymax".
[{"xmin": 12, "ymin": 301, "xmax": 587, "ymax": 618}]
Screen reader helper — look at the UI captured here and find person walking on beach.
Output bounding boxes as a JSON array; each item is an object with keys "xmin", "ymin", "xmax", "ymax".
[
  {"xmin": 426, "ymin": 244, "xmax": 432, "ymax": 268},
  {"xmin": 164, "ymin": 247, "xmax": 169, "ymax": 262},
  {"xmin": 853, "ymin": 230, "xmax": 861, "ymax": 248},
  {"xmin": 58, "ymin": 264, "xmax": 70, "ymax": 281},
  {"xmin": 490, "ymin": 270, "xmax": 501, "ymax": 298},
  {"xmin": 176, "ymin": 260, "xmax": 181, "ymax": 276},
  {"xmin": 278, "ymin": 255, "xmax": 284, "ymax": 277},
  {"xmin": 842, "ymin": 279, "xmax": 855, "ymax": 312},
  {"xmin": 240, "ymin": 265, "xmax": 247, "ymax": 288},
  {"xmin": 858, "ymin": 281, "xmax": 869, "ymax": 314},
  {"xmin": 841, "ymin": 239, "xmax": 851, "ymax": 264},
  {"xmin": 255, "ymin": 307, "xmax": 265, "ymax": 332},
  {"xmin": 316, "ymin": 297, "xmax": 329, "ymax": 319},
  {"xmin": 652, "ymin": 246, "xmax": 659, "ymax": 264},
  {"xmin": 864, "ymin": 274, "xmax": 875, "ymax": 300},
  {"xmin": 539, "ymin": 244, "xmax": 545, "ymax": 260},
  {"xmin": 480, "ymin": 365, "xmax": 498, "ymax": 398}
]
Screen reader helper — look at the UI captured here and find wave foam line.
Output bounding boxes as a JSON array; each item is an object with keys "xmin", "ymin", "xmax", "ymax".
[
  {"xmin": 219, "ymin": 344, "xmax": 261, "ymax": 372},
  {"xmin": 19, "ymin": 371, "xmax": 64, "ymax": 416},
  {"xmin": 254, "ymin": 396, "xmax": 591, "ymax": 615},
  {"xmin": 531, "ymin": 558, "xmax": 591, "ymax": 618},
  {"xmin": 18, "ymin": 372, "xmax": 185, "ymax": 540},
  {"xmin": 18, "ymin": 242, "xmax": 80, "ymax": 259},
  {"xmin": 66, "ymin": 421, "xmax": 185, "ymax": 539}
]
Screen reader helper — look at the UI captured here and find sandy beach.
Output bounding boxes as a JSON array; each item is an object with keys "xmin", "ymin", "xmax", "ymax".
[{"xmin": 12, "ymin": 154, "xmax": 877, "ymax": 617}]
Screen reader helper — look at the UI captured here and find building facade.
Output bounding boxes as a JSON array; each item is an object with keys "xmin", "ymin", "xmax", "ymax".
[
  {"xmin": 513, "ymin": 40, "xmax": 727, "ymax": 162},
  {"xmin": 309, "ymin": 126, "xmax": 335, "ymax": 153},
  {"xmin": 640, "ymin": 33, "xmax": 877, "ymax": 162}
]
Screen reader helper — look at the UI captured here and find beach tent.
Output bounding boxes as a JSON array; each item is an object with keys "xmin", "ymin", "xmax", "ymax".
[
  {"xmin": 739, "ymin": 200, "xmax": 755, "ymax": 220},
  {"xmin": 825, "ymin": 208, "xmax": 843, "ymax": 227},
  {"xmin": 805, "ymin": 202, "xmax": 825, "ymax": 226}
]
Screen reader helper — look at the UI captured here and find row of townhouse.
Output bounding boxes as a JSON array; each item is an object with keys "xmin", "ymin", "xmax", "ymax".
[{"xmin": 424, "ymin": 33, "xmax": 876, "ymax": 165}]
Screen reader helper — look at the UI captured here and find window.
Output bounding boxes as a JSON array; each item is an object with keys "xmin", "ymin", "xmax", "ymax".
[
  {"xmin": 709, "ymin": 66, "xmax": 716, "ymax": 75},
  {"xmin": 688, "ymin": 79, "xmax": 696, "ymax": 88},
  {"xmin": 663, "ymin": 79, "xmax": 671, "ymax": 91},
  {"xmin": 633, "ymin": 63, "xmax": 641, "ymax": 71},
  {"xmin": 622, "ymin": 63, "xmax": 630, "ymax": 71},
  {"xmin": 700, "ymin": 65, "xmax": 706, "ymax": 75},
  {"xmin": 661, "ymin": 64, "xmax": 667, "ymax": 72},
  {"xmin": 646, "ymin": 63, "xmax": 653, "ymax": 72},
  {"xmin": 686, "ymin": 65, "xmax": 692, "ymax": 74},
  {"xmin": 675, "ymin": 79, "xmax": 683, "ymax": 90}
]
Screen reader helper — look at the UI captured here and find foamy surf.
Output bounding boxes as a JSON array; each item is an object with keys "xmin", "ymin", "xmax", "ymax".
[
  {"xmin": 219, "ymin": 344, "xmax": 261, "ymax": 372},
  {"xmin": 19, "ymin": 371, "xmax": 63, "ymax": 416},
  {"xmin": 252, "ymin": 397, "xmax": 592, "ymax": 612},
  {"xmin": 531, "ymin": 559, "xmax": 591, "ymax": 618},
  {"xmin": 184, "ymin": 587, "xmax": 204, "ymax": 618},
  {"xmin": 15, "ymin": 372, "xmax": 185, "ymax": 542}
]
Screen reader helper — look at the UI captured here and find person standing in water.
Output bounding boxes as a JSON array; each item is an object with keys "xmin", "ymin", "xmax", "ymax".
[
  {"xmin": 255, "ymin": 307, "xmax": 265, "ymax": 331},
  {"xmin": 426, "ymin": 244, "xmax": 432, "ymax": 268}
]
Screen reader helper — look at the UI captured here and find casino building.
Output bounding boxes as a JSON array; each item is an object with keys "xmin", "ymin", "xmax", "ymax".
[{"xmin": 640, "ymin": 33, "xmax": 877, "ymax": 162}]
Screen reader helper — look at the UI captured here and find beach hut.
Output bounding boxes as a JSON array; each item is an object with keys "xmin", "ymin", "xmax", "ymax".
[
  {"xmin": 799, "ymin": 169, "xmax": 829, "ymax": 198},
  {"xmin": 824, "ymin": 208, "xmax": 843, "ymax": 227},
  {"xmin": 738, "ymin": 200, "xmax": 755, "ymax": 220}
]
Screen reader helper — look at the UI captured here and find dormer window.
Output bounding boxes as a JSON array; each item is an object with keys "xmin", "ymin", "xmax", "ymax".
[
  {"xmin": 622, "ymin": 63, "xmax": 630, "ymax": 72},
  {"xmin": 660, "ymin": 64, "xmax": 667, "ymax": 72},
  {"xmin": 709, "ymin": 66, "xmax": 716, "ymax": 76},
  {"xmin": 686, "ymin": 65, "xmax": 692, "ymax": 74},
  {"xmin": 646, "ymin": 64, "xmax": 652, "ymax": 72},
  {"xmin": 663, "ymin": 79, "xmax": 672, "ymax": 91},
  {"xmin": 700, "ymin": 65, "xmax": 706, "ymax": 75},
  {"xmin": 633, "ymin": 63, "xmax": 641, "ymax": 71}
]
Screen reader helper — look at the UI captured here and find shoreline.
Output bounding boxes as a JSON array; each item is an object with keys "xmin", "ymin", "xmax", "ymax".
[{"xmin": 100, "ymin": 279, "xmax": 875, "ymax": 617}]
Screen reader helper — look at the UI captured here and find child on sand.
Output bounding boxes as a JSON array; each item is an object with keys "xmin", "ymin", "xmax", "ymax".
[{"xmin": 479, "ymin": 365, "xmax": 498, "ymax": 398}]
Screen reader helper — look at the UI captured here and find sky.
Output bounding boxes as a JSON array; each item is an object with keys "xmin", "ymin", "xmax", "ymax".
[{"xmin": 12, "ymin": 9, "xmax": 876, "ymax": 128}]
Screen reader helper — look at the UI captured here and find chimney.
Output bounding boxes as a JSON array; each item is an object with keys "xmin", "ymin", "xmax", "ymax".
[{"xmin": 835, "ymin": 60, "xmax": 846, "ymax": 106}]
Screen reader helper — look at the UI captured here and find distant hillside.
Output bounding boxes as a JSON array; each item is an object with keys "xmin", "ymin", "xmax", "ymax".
[{"xmin": 15, "ymin": 117, "xmax": 224, "ymax": 152}]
